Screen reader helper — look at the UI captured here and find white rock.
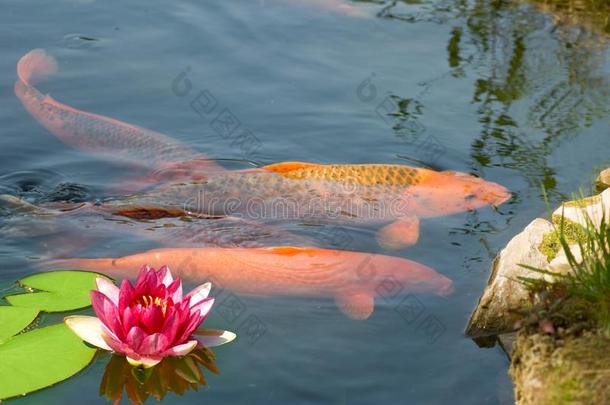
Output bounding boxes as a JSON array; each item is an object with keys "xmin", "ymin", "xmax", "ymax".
[
  {"xmin": 466, "ymin": 218, "xmax": 555, "ymax": 338},
  {"xmin": 548, "ymin": 244, "xmax": 582, "ymax": 276}
]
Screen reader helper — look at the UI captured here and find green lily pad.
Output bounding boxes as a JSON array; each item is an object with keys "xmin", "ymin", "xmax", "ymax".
[
  {"xmin": 5, "ymin": 270, "xmax": 111, "ymax": 312},
  {"xmin": 0, "ymin": 323, "xmax": 97, "ymax": 400},
  {"xmin": 0, "ymin": 306, "xmax": 39, "ymax": 344}
]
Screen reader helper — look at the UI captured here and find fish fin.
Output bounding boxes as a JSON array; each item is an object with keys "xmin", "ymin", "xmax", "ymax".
[
  {"xmin": 17, "ymin": 49, "xmax": 58, "ymax": 85},
  {"xmin": 335, "ymin": 291, "xmax": 375, "ymax": 320},
  {"xmin": 261, "ymin": 161, "xmax": 322, "ymax": 173},
  {"xmin": 376, "ymin": 216, "xmax": 420, "ymax": 250}
]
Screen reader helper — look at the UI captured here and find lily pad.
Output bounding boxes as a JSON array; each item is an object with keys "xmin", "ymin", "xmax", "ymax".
[
  {"xmin": 0, "ymin": 323, "xmax": 97, "ymax": 400},
  {"xmin": 5, "ymin": 270, "xmax": 111, "ymax": 312},
  {"xmin": 0, "ymin": 306, "xmax": 39, "ymax": 344}
]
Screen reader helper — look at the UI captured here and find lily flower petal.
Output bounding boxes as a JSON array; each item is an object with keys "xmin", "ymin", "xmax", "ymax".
[
  {"xmin": 159, "ymin": 266, "xmax": 173, "ymax": 287},
  {"xmin": 167, "ymin": 278, "xmax": 183, "ymax": 303},
  {"xmin": 163, "ymin": 339, "xmax": 198, "ymax": 357},
  {"xmin": 193, "ymin": 329, "xmax": 237, "ymax": 348},
  {"xmin": 95, "ymin": 277, "xmax": 119, "ymax": 305},
  {"xmin": 64, "ymin": 315, "xmax": 112, "ymax": 351},
  {"xmin": 91, "ymin": 290, "xmax": 124, "ymax": 340},
  {"xmin": 186, "ymin": 282, "xmax": 212, "ymax": 306},
  {"xmin": 139, "ymin": 333, "xmax": 169, "ymax": 356},
  {"xmin": 190, "ymin": 297, "xmax": 215, "ymax": 318},
  {"xmin": 127, "ymin": 355, "xmax": 162, "ymax": 369}
]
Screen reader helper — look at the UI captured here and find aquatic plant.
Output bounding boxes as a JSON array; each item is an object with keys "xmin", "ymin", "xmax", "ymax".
[
  {"xmin": 65, "ymin": 265, "xmax": 235, "ymax": 368},
  {"xmin": 0, "ymin": 271, "xmax": 104, "ymax": 400}
]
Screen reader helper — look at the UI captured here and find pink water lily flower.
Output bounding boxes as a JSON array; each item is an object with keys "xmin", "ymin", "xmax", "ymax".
[{"xmin": 65, "ymin": 265, "xmax": 236, "ymax": 368}]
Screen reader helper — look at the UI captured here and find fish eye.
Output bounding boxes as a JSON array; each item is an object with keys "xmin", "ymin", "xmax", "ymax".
[{"xmin": 465, "ymin": 194, "xmax": 476, "ymax": 201}]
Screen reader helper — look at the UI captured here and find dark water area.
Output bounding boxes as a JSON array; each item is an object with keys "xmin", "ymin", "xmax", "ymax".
[{"xmin": 2, "ymin": 0, "xmax": 610, "ymax": 403}]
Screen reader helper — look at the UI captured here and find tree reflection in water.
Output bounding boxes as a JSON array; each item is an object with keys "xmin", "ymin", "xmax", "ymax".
[{"xmin": 373, "ymin": 0, "xmax": 610, "ymax": 198}]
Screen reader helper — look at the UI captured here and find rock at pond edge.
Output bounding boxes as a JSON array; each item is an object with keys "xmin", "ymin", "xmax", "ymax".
[{"xmin": 466, "ymin": 218, "xmax": 554, "ymax": 341}]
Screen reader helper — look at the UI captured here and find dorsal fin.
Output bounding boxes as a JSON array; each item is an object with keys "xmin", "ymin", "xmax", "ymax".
[{"xmin": 261, "ymin": 162, "xmax": 322, "ymax": 173}]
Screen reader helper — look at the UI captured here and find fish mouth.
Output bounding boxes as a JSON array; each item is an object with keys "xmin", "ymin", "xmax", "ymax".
[
  {"xmin": 484, "ymin": 183, "xmax": 512, "ymax": 208},
  {"xmin": 436, "ymin": 278, "xmax": 454, "ymax": 297},
  {"xmin": 490, "ymin": 188, "xmax": 512, "ymax": 208},
  {"xmin": 491, "ymin": 193, "xmax": 513, "ymax": 208}
]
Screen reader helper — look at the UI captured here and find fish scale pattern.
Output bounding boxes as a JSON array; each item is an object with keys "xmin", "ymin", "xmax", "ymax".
[{"xmin": 278, "ymin": 165, "xmax": 422, "ymax": 187}]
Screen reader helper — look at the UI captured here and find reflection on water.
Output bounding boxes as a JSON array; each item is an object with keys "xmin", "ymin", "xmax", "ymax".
[
  {"xmin": 2, "ymin": 0, "xmax": 610, "ymax": 402},
  {"xmin": 99, "ymin": 347, "xmax": 219, "ymax": 405},
  {"xmin": 379, "ymin": 0, "xmax": 610, "ymax": 199},
  {"xmin": 523, "ymin": 0, "xmax": 610, "ymax": 35}
]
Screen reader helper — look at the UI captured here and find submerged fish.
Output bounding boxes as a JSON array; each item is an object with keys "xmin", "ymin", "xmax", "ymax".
[
  {"xmin": 15, "ymin": 49, "xmax": 511, "ymax": 249},
  {"xmin": 50, "ymin": 246, "xmax": 453, "ymax": 319},
  {"xmin": 0, "ymin": 194, "xmax": 310, "ymax": 252},
  {"xmin": 274, "ymin": 0, "xmax": 368, "ymax": 17}
]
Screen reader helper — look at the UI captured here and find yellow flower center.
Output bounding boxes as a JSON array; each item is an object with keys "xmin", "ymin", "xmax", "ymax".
[{"xmin": 139, "ymin": 295, "xmax": 168, "ymax": 316}]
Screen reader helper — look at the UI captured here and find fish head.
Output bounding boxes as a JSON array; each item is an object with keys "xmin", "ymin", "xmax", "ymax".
[
  {"xmin": 403, "ymin": 169, "xmax": 511, "ymax": 217},
  {"xmin": 356, "ymin": 254, "xmax": 454, "ymax": 297}
]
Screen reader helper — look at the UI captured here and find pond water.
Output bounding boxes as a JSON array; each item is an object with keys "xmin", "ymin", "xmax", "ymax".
[{"xmin": 2, "ymin": 0, "xmax": 610, "ymax": 403}]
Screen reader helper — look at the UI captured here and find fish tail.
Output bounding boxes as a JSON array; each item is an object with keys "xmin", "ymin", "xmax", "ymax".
[{"xmin": 17, "ymin": 49, "xmax": 58, "ymax": 86}]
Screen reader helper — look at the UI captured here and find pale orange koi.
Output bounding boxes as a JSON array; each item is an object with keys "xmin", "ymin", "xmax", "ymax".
[
  {"xmin": 14, "ymin": 49, "xmax": 224, "ymax": 174},
  {"xmin": 264, "ymin": 0, "xmax": 368, "ymax": 17},
  {"xmin": 50, "ymin": 246, "xmax": 453, "ymax": 319}
]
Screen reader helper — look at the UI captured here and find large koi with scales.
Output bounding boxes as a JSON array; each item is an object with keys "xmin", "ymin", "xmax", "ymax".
[
  {"xmin": 100, "ymin": 162, "xmax": 511, "ymax": 249},
  {"xmin": 15, "ymin": 49, "xmax": 511, "ymax": 249}
]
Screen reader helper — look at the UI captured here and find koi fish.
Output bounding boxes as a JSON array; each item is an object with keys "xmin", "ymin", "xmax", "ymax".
[
  {"xmin": 50, "ymin": 246, "xmax": 453, "ymax": 319},
  {"xmin": 274, "ymin": 0, "xmax": 368, "ymax": 17},
  {"xmin": 14, "ymin": 49, "xmax": 224, "ymax": 175},
  {"xmin": 0, "ymin": 194, "xmax": 311, "ymax": 251},
  {"xmin": 100, "ymin": 161, "xmax": 511, "ymax": 249}
]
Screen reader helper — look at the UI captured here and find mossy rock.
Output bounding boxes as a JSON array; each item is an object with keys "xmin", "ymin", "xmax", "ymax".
[
  {"xmin": 510, "ymin": 331, "xmax": 610, "ymax": 404},
  {"xmin": 561, "ymin": 195, "xmax": 601, "ymax": 208},
  {"xmin": 538, "ymin": 216, "xmax": 587, "ymax": 262}
]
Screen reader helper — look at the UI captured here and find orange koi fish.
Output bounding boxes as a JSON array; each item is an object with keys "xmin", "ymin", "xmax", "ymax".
[
  {"xmin": 50, "ymin": 246, "xmax": 453, "ymax": 319},
  {"xmin": 101, "ymin": 162, "xmax": 510, "ymax": 249}
]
